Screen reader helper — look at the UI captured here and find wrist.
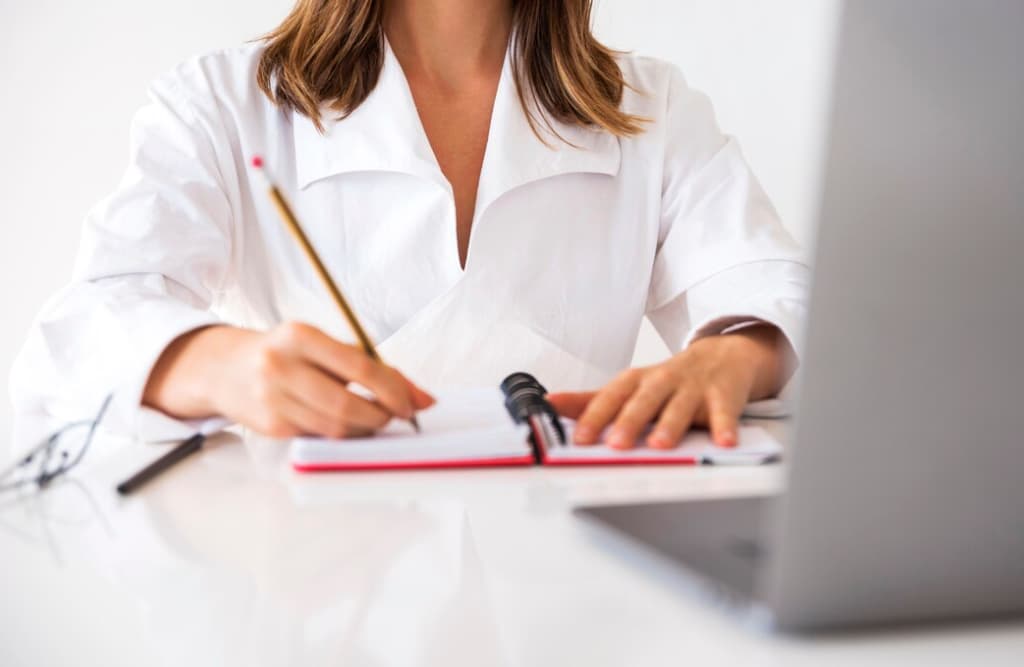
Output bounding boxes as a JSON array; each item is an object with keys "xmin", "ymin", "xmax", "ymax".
[
  {"xmin": 724, "ymin": 325, "xmax": 791, "ymax": 399},
  {"xmin": 682, "ymin": 324, "xmax": 789, "ymax": 400},
  {"xmin": 143, "ymin": 325, "xmax": 249, "ymax": 418}
]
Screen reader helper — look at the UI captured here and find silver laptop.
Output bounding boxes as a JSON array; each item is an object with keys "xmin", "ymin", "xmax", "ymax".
[{"xmin": 576, "ymin": 0, "xmax": 1024, "ymax": 633}]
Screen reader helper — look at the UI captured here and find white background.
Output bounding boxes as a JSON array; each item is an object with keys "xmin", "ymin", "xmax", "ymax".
[{"xmin": 0, "ymin": 0, "xmax": 839, "ymax": 450}]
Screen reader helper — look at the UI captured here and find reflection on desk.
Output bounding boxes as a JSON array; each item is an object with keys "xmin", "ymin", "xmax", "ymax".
[{"xmin": 1, "ymin": 422, "xmax": 1022, "ymax": 667}]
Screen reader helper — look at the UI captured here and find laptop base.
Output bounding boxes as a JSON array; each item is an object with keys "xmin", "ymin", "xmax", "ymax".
[{"xmin": 574, "ymin": 496, "xmax": 773, "ymax": 601}]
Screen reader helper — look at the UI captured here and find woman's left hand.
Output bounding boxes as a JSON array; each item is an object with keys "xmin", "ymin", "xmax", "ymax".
[{"xmin": 547, "ymin": 325, "xmax": 794, "ymax": 450}]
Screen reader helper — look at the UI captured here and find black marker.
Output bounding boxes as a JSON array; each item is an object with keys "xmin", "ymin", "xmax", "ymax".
[{"xmin": 116, "ymin": 433, "xmax": 206, "ymax": 495}]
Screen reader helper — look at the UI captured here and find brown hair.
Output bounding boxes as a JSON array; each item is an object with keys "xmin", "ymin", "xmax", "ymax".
[{"xmin": 256, "ymin": 0, "xmax": 645, "ymax": 140}]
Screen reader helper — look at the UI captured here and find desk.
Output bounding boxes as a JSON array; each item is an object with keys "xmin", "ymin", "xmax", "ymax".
[{"xmin": 2, "ymin": 421, "xmax": 1022, "ymax": 666}]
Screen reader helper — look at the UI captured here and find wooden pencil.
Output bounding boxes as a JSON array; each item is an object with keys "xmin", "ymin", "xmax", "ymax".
[{"xmin": 251, "ymin": 155, "xmax": 421, "ymax": 433}]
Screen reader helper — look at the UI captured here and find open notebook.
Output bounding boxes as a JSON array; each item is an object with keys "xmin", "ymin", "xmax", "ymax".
[{"xmin": 290, "ymin": 388, "xmax": 782, "ymax": 472}]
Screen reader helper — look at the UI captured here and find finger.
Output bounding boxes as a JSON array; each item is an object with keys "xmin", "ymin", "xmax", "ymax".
[
  {"xmin": 608, "ymin": 377, "xmax": 676, "ymax": 449},
  {"xmin": 546, "ymin": 392, "xmax": 596, "ymax": 420},
  {"xmin": 575, "ymin": 371, "xmax": 643, "ymax": 445},
  {"xmin": 274, "ymin": 358, "xmax": 390, "ymax": 429},
  {"xmin": 275, "ymin": 390, "xmax": 375, "ymax": 439},
  {"xmin": 307, "ymin": 385, "xmax": 393, "ymax": 433},
  {"xmin": 647, "ymin": 388, "xmax": 703, "ymax": 450},
  {"xmin": 281, "ymin": 324, "xmax": 415, "ymax": 419},
  {"xmin": 706, "ymin": 386, "xmax": 746, "ymax": 448},
  {"xmin": 254, "ymin": 388, "xmax": 326, "ymax": 439},
  {"xmin": 400, "ymin": 374, "xmax": 436, "ymax": 410}
]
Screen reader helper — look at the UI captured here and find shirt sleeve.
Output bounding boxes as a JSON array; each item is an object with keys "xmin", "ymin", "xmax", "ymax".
[
  {"xmin": 645, "ymin": 66, "xmax": 811, "ymax": 413},
  {"xmin": 10, "ymin": 68, "xmax": 237, "ymax": 442}
]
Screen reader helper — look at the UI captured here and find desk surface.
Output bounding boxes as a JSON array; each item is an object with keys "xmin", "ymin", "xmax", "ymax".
[{"xmin": 2, "ymin": 421, "xmax": 1022, "ymax": 667}]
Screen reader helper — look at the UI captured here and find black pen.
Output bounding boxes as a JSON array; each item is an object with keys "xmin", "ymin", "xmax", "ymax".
[{"xmin": 116, "ymin": 433, "xmax": 206, "ymax": 495}]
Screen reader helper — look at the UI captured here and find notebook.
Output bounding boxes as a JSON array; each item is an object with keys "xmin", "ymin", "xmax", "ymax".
[{"xmin": 290, "ymin": 387, "xmax": 782, "ymax": 472}]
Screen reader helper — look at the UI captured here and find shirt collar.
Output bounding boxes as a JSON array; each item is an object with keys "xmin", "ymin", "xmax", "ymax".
[{"xmin": 291, "ymin": 38, "xmax": 621, "ymax": 202}]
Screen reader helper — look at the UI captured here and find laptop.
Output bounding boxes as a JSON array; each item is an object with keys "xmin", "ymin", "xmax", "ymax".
[{"xmin": 575, "ymin": 0, "xmax": 1024, "ymax": 633}]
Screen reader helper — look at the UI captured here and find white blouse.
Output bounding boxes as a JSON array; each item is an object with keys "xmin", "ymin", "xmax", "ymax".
[{"xmin": 11, "ymin": 42, "xmax": 809, "ymax": 441}]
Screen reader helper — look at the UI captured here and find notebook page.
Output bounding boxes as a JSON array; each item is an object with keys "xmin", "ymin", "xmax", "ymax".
[
  {"xmin": 290, "ymin": 388, "xmax": 531, "ymax": 466},
  {"xmin": 544, "ymin": 424, "xmax": 781, "ymax": 464}
]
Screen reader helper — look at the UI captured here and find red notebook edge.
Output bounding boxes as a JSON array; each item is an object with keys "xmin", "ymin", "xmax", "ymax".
[
  {"xmin": 540, "ymin": 454, "xmax": 701, "ymax": 466},
  {"xmin": 291, "ymin": 453, "xmax": 705, "ymax": 472},
  {"xmin": 292, "ymin": 453, "xmax": 535, "ymax": 473},
  {"xmin": 537, "ymin": 444, "xmax": 700, "ymax": 467},
  {"xmin": 291, "ymin": 444, "xmax": 717, "ymax": 472}
]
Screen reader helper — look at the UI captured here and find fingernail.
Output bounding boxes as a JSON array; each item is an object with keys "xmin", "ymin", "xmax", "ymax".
[
  {"xmin": 411, "ymin": 383, "xmax": 435, "ymax": 407},
  {"xmin": 648, "ymin": 429, "xmax": 673, "ymax": 449},
  {"xmin": 717, "ymin": 430, "xmax": 737, "ymax": 448},
  {"xmin": 574, "ymin": 425, "xmax": 596, "ymax": 444},
  {"xmin": 608, "ymin": 429, "xmax": 630, "ymax": 449}
]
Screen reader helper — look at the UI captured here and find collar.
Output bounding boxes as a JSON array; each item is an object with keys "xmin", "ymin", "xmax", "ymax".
[{"xmin": 291, "ymin": 38, "xmax": 621, "ymax": 209}]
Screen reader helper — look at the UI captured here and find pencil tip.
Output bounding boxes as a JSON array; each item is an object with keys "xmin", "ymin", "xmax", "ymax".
[{"xmin": 410, "ymin": 415, "xmax": 421, "ymax": 433}]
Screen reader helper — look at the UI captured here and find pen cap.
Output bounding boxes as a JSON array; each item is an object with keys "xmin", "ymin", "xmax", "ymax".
[
  {"xmin": 501, "ymin": 373, "xmax": 568, "ymax": 451},
  {"xmin": 500, "ymin": 372, "xmax": 551, "ymax": 424}
]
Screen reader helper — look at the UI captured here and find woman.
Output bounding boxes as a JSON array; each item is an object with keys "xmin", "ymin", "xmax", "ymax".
[{"xmin": 12, "ymin": 0, "xmax": 808, "ymax": 450}]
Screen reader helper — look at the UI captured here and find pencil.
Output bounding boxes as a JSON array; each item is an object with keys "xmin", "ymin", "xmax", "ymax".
[{"xmin": 251, "ymin": 155, "xmax": 421, "ymax": 433}]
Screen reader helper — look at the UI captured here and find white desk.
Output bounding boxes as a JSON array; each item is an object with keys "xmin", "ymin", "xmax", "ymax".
[{"xmin": 2, "ymin": 421, "xmax": 1022, "ymax": 667}]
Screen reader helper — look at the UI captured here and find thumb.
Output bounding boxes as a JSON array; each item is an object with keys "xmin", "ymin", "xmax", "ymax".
[{"xmin": 546, "ymin": 391, "xmax": 597, "ymax": 419}]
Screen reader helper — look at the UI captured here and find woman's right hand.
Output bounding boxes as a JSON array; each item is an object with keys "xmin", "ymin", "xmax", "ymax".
[{"xmin": 143, "ymin": 322, "xmax": 435, "ymax": 438}]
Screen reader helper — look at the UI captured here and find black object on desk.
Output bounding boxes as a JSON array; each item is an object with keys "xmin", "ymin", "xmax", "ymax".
[
  {"xmin": 501, "ymin": 372, "xmax": 566, "ymax": 462},
  {"xmin": 116, "ymin": 433, "xmax": 206, "ymax": 495}
]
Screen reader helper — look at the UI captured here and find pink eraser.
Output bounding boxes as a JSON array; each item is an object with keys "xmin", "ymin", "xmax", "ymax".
[{"xmin": 251, "ymin": 155, "xmax": 264, "ymax": 169}]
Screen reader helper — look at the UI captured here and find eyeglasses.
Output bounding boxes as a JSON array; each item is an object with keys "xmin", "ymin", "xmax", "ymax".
[{"xmin": 0, "ymin": 396, "xmax": 112, "ymax": 495}]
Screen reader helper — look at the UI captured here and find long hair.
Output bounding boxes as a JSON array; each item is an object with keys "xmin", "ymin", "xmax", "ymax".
[{"xmin": 256, "ymin": 0, "xmax": 645, "ymax": 139}]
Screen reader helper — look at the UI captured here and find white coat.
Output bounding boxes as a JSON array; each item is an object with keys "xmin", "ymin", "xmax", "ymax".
[{"xmin": 11, "ymin": 42, "xmax": 809, "ymax": 441}]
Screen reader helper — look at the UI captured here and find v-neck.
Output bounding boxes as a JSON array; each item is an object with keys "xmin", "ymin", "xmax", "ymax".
[
  {"xmin": 289, "ymin": 35, "xmax": 623, "ymax": 286},
  {"xmin": 385, "ymin": 37, "xmax": 510, "ymax": 277}
]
